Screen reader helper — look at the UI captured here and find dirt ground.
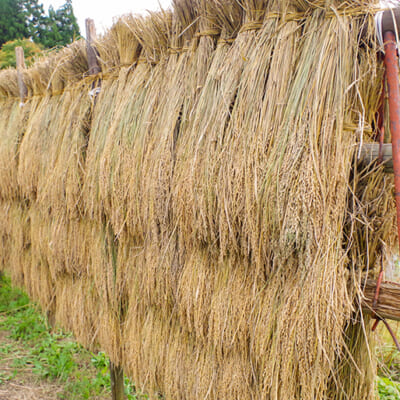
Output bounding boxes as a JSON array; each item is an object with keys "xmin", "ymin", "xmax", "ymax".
[{"xmin": 0, "ymin": 381, "xmax": 62, "ymax": 400}]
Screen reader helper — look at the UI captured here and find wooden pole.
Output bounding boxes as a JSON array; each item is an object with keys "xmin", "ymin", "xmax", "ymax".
[
  {"xmin": 15, "ymin": 46, "xmax": 28, "ymax": 103},
  {"xmin": 85, "ymin": 18, "xmax": 101, "ymax": 76},
  {"xmin": 359, "ymin": 143, "xmax": 393, "ymax": 172},
  {"xmin": 362, "ymin": 280, "xmax": 400, "ymax": 322},
  {"xmin": 110, "ymin": 361, "xmax": 124, "ymax": 400}
]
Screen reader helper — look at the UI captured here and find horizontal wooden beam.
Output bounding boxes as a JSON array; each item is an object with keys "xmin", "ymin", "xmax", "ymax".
[
  {"xmin": 362, "ymin": 279, "xmax": 400, "ymax": 322},
  {"xmin": 359, "ymin": 143, "xmax": 393, "ymax": 172}
]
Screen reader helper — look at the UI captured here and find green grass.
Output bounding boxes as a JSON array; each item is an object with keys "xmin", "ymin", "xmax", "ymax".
[
  {"xmin": 0, "ymin": 273, "xmax": 147, "ymax": 399},
  {"xmin": 378, "ymin": 376, "xmax": 400, "ymax": 400},
  {"xmin": 378, "ymin": 340, "xmax": 400, "ymax": 400}
]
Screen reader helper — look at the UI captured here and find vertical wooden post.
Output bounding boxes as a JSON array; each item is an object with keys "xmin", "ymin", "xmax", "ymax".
[
  {"xmin": 110, "ymin": 361, "xmax": 125, "ymax": 400},
  {"xmin": 15, "ymin": 47, "xmax": 28, "ymax": 103},
  {"xmin": 85, "ymin": 18, "xmax": 101, "ymax": 75}
]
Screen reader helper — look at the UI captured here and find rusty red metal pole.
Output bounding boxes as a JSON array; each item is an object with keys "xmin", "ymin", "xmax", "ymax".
[{"xmin": 384, "ymin": 30, "xmax": 400, "ymax": 247}]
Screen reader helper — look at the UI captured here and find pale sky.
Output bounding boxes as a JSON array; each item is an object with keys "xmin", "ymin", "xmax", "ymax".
[{"xmin": 41, "ymin": 0, "xmax": 173, "ymax": 35}]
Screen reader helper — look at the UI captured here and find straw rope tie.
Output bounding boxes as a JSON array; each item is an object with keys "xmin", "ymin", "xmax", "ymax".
[
  {"xmin": 168, "ymin": 47, "xmax": 185, "ymax": 55},
  {"xmin": 137, "ymin": 57, "xmax": 152, "ymax": 65},
  {"xmin": 239, "ymin": 7, "xmax": 374, "ymax": 34},
  {"xmin": 239, "ymin": 11, "xmax": 303, "ymax": 33},
  {"xmin": 195, "ymin": 30, "xmax": 220, "ymax": 38},
  {"xmin": 100, "ymin": 72, "xmax": 119, "ymax": 80},
  {"xmin": 166, "ymin": 44, "xmax": 192, "ymax": 55},
  {"xmin": 325, "ymin": 6, "xmax": 368, "ymax": 18},
  {"xmin": 217, "ymin": 38, "xmax": 236, "ymax": 45},
  {"xmin": 239, "ymin": 22, "xmax": 264, "ymax": 34},
  {"xmin": 5, "ymin": 72, "xmax": 109, "ymax": 100},
  {"xmin": 268, "ymin": 11, "xmax": 305, "ymax": 21}
]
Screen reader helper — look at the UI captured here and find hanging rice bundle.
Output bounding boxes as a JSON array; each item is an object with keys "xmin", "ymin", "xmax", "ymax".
[
  {"xmin": 97, "ymin": 14, "xmax": 143, "ymax": 71},
  {"xmin": 172, "ymin": 0, "xmax": 263, "ymax": 248},
  {"xmin": 133, "ymin": 0, "xmax": 198, "ymax": 238},
  {"xmin": 51, "ymin": 40, "xmax": 88, "ymax": 84},
  {"xmin": 40, "ymin": 83, "xmax": 92, "ymax": 219},
  {"xmin": 17, "ymin": 94, "xmax": 66, "ymax": 201},
  {"xmin": 0, "ymin": 203, "xmax": 30, "ymax": 288},
  {"xmin": 0, "ymin": 70, "xmax": 19, "ymax": 98},
  {"xmin": 83, "ymin": 10, "xmax": 172, "ymax": 225},
  {"xmin": 0, "ymin": 202, "xmax": 11, "ymax": 271},
  {"xmin": 82, "ymin": 78, "xmax": 123, "ymax": 221},
  {"xmin": 54, "ymin": 276, "xmax": 102, "ymax": 350},
  {"xmin": 95, "ymin": 29, "xmax": 120, "ymax": 73},
  {"xmin": 0, "ymin": 99, "xmax": 25, "ymax": 200},
  {"xmin": 85, "ymin": 10, "xmax": 172, "ymax": 234},
  {"xmin": 96, "ymin": 16, "xmax": 161, "ymax": 236}
]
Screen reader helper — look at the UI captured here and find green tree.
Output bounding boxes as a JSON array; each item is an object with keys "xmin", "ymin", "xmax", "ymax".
[
  {"xmin": 25, "ymin": 0, "xmax": 48, "ymax": 43},
  {"xmin": 0, "ymin": 38, "xmax": 43, "ymax": 69},
  {"xmin": 0, "ymin": 0, "xmax": 80, "ymax": 49},
  {"xmin": 0, "ymin": 0, "xmax": 28, "ymax": 46},
  {"xmin": 38, "ymin": 0, "xmax": 80, "ymax": 48}
]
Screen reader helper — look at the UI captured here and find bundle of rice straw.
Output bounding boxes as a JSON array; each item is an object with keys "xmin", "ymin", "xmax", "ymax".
[{"xmin": 0, "ymin": 0, "xmax": 397, "ymax": 398}]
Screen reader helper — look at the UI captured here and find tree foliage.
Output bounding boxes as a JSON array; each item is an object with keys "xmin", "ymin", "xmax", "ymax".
[
  {"xmin": 0, "ymin": 0, "xmax": 80, "ymax": 48},
  {"xmin": 0, "ymin": 0, "xmax": 28, "ymax": 45},
  {"xmin": 39, "ymin": 0, "xmax": 80, "ymax": 48},
  {"xmin": 0, "ymin": 38, "xmax": 43, "ymax": 69}
]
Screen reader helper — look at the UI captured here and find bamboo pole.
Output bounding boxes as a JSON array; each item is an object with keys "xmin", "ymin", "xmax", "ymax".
[{"xmin": 15, "ymin": 47, "xmax": 28, "ymax": 103}]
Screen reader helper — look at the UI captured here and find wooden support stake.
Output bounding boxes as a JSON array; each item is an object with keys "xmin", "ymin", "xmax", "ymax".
[
  {"xmin": 362, "ymin": 280, "xmax": 400, "ymax": 322},
  {"xmin": 359, "ymin": 143, "xmax": 393, "ymax": 172},
  {"xmin": 110, "ymin": 362, "xmax": 124, "ymax": 400},
  {"xmin": 85, "ymin": 18, "xmax": 101, "ymax": 76},
  {"xmin": 15, "ymin": 46, "xmax": 28, "ymax": 103}
]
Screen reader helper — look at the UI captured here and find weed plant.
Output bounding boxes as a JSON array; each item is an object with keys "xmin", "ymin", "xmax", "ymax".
[{"xmin": 378, "ymin": 376, "xmax": 400, "ymax": 400}]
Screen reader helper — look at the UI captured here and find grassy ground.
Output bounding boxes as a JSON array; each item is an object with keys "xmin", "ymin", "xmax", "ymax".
[
  {"xmin": 0, "ymin": 273, "xmax": 146, "ymax": 400},
  {"xmin": 376, "ymin": 321, "xmax": 400, "ymax": 400}
]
